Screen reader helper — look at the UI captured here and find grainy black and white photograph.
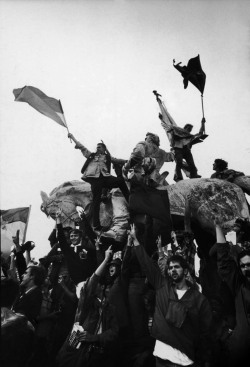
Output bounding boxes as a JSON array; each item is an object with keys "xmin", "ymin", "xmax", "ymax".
[{"xmin": 1, "ymin": 1, "xmax": 250, "ymax": 366}]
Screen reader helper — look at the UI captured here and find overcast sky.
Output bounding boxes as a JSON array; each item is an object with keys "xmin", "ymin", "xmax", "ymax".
[{"xmin": 1, "ymin": 0, "xmax": 250, "ymax": 259}]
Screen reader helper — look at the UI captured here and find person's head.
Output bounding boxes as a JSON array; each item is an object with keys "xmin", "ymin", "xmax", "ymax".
[
  {"xmin": 145, "ymin": 132, "xmax": 160, "ymax": 146},
  {"xmin": 213, "ymin": 158, "xmax": 228, "ymax": 171},
  {"xmin": 96, "ymin": 142, "xmax": 106, "ymax": 154},
  {"xmin": 69, "ymin": 228, "xmax": 82, "ymax": 246},
  {"xmin": 238, "ymin": 250, "xmax": 250, "ymax": 282},
  {"xmin": 1, "ymin": 278, "xmax": 20, "ymax": 308},
  {"xmin": 21, "ymin": 265, "xmax": 46, "ymax": 289},
  {"xmin": 166, "ymin": 255, "xmax": 189, "ymax": 283},
  {"xmin": 183, "ymin": 124, "xmax": 193, "ymax": 133},
  {"xmin": 107, "ymin": 258, "xmax": 122, "ymax": 278},
  {"xmin": 63, "ymin": 226, "xmax": 73, "ymax": 244}
]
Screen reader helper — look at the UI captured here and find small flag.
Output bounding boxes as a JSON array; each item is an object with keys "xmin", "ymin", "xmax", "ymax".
[
  {"xmin": 13, "ymin": 86, "xmax": 67, "ymax": 127},
  {"xmin": 1, "ymin": 207, "xmax": 30, "ymax": 256},
  {"xmin": 173, "ymin": 55, "xmax": 206, "ymax": 94}
]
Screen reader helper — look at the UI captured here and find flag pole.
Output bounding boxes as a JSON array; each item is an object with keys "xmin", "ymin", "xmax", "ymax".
[
  {"xmin": 59, "ymin": 100, "xmax": 72, "ymax": 143},
  {"xmin": 201, "ymin": 94, "xmax": 206, "ymax": 133},
  {"xmin": 201, "ymin": 94, "xmax": 205, "ymax": 118},
  {"xmin": 22, "ymin": 205, "xmax": 31, "ymax": 244}
]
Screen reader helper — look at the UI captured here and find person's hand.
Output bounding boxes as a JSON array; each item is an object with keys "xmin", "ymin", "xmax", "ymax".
[
  {"xmin": 12, "ymin": 230, "xmax": 20, "ymax": 245},
  {"xmin": 122, "ymin": 165, "xmax": 129, "ymax": 180},
  {"xmin": 76, "ymin": 206, "xmax": 85, "ymax": 219},
  {"xmin": 158, "ymin": 113, "xmax": 163, "ymax": 121},
  {"xmin": 105, "ymin": 245, "xmax": 113, "ymax": 261},
  {"xmin": 130, "ymin": 224, "xmax": 140, "ymax": 246},
  {"xmin": 68, "ymin": 133, "xmax": 74, "ymax": 140},
  {"xmin": 201, "ymin": 117, "xmax": 206, "ymax": 123},
  {"xmin": 22, "ymin": 241, "xmax": 35, "ymax": 252},
  {"xmin": 130, "ymin": 224, "xmax": 137, "ymax": 240},
  {"xmin": 78, "ymin": 331, "xmax": 97, "ymax": 342},
  {"xmin": 127, "ymin": 231, "xmax": 134, "ymax": 247},
  {"xmin": 58, "ymin": 275, "xmax": 68, "ymax": 290}
]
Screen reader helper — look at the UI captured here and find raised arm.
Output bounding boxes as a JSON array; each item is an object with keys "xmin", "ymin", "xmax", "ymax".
[
  {"xmin": 95, "ymin": 246, "xmax": 113, "ymax": 277},
  {"xmin": 215, "ymin": 222, "xmax": 239, "ymax": 295},
  {"xmin": 68, "ymin": 132, "xmax": 91, "ymax": 158},
  {"xmin": 198, "ymin": 117, "xmax": 206, "ymax": 135},
  {"xmin": 131, "ymin": 225, "xmax": 164, "ymax": 289}
]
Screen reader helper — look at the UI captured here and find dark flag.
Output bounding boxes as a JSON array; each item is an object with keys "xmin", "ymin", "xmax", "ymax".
[
  {"xmin": 173, "ymin": 55, "xmax": 206, "ymax": 94},
  {"xmin": 129, "ymin": 182, "xmax": 173, "ymax": 248},
  {"xmin": 129, "ymin": 183, "xmax": 172, "ymax": 227}
]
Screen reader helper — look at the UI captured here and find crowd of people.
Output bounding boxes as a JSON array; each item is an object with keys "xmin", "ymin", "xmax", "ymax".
[{"xmin": 1, "ymin": 124, "xmax": 250, "ymax": 367}]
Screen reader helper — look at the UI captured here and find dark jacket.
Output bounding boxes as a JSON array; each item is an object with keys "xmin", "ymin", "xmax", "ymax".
[
  {"xmin": 13, "ymin": 287, "xmax": 43, "ymax": 326},
  {"xmin": 81, "ymin": 152, "xmax": 111, "ymax": 175},
  {"xmin": 217, "ymin": 243, "xmax": 250, "ymax": 361},
  {"xmin": 76, "ymin": 273, "xmax": 119, "ymax": 348},
  {"xmin": 57, "ymin": 223, "xmax": 97, "ymax": 285},
  {"xmin": 134, "ymin": 244, "xmax": 212, "ymax": 364}
]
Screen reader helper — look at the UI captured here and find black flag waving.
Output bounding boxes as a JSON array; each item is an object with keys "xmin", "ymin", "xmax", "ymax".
[{"xmin": 173, "ymin": 55, "xmax": 206, "ymax": 95}]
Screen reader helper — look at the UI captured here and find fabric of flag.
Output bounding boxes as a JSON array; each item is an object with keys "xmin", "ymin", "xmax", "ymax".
[
  {"xmin": 173, "ymin": 55, "xmax": 206, "ymax": 94},
  {"xmin": 13, "ymin": 86, "xmax": 67, "ymax": 127},
  {"xmin": 157, "ymin": 97, "xmax": 193, "ymax": 147},
  {"xmin": 1, "ymin": 207, "xmax": 29, "ymax": 256}
]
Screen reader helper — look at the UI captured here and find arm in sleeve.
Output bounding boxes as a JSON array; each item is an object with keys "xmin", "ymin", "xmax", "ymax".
[
  {"xmin": 196, "ymin": 297, "xmax": 213, "ymax": 365},
  {"xmin": 124, "ymin": 142, "xmax": 146, "ymax": 170},
  {"xmin": 69, "ymin": 133, "xmax": 92, "ymax": 158},
  {"xmin": 216, "ymin": 243, "xmax": 239, "ymax": 295},
  {"xmin": 162, "ymin": 149, "xmax": 175, "ymax": 162},
  {"xmin": 134, "ymin": 244, "xmax": 165, "ymax": 289},
  {"xmin": 15, "ymin": 251, "xmax": 27, "ymax": 279},
  {"xmin": 79, "ymin": 145, "xmax": 91, "ymax": 159},
  {"xmin": 57, "ymin": 223, "xmax": 70, "ymax": 253},
  {"xmin": 111, "ymin": 156, "xmax": 127, "ymax": 165},
  {"xmin": 120, "ymin": 245, "xmax": 132, "ymax": 286}
]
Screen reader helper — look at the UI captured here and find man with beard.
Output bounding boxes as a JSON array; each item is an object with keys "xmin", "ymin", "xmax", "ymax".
[
  {"xmin": 130, "ymin": 226, "xmax": 212, "ymax": 367},
  {"xmin": 215, "ymin": 222, "xmax": 250, "ymax": 366}
]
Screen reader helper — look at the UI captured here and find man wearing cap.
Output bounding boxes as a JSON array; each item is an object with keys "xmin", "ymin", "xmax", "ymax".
[{"xmin": 68, "ymin": 133, "xmax": 129, "ymax": 232}]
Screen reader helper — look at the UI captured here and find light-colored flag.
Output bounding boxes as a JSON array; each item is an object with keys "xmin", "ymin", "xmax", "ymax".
[
  {"xmin": 156, "ymin": 97, "xmax": 177, "ymax": 147},
  {"xmin": 1, "ymin": 207, "xmax": 30, "ymax": 257},
  {"xmin": 13, "ymin": 86, "xmax": 67, "ymax": 128}
]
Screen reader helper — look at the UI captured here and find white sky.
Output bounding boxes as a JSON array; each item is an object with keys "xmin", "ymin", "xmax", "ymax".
[{"xmin": 1, "ymin": 0, "xmax": 250, "ymax": 260}]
